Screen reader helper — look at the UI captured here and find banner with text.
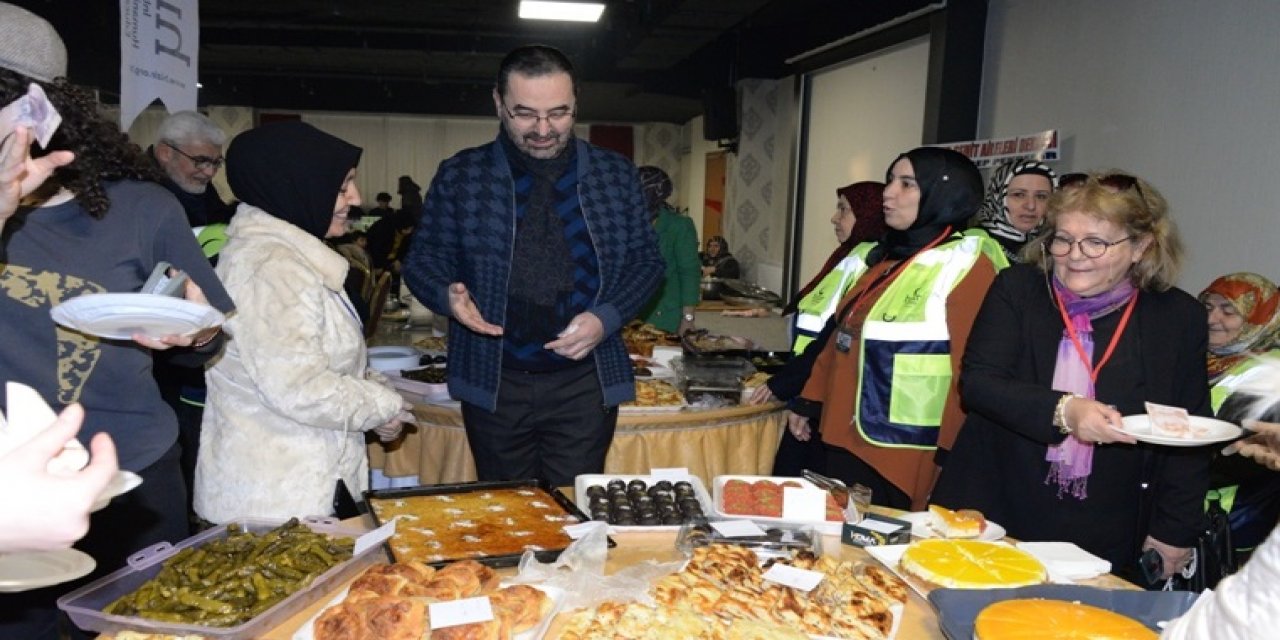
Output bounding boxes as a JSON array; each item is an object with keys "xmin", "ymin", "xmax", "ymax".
[
  {"xmin": 120, "ymin": 0, "xmax": 199, "ymax": 131},
  {"xmin": 938, "ymin": 130, "xmax": 1059, "ymax": 169}
]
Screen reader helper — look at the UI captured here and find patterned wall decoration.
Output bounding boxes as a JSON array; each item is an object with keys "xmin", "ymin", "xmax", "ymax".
[
  {"xmin": 725, "ymin": 78, "xmax": 788, "ymax": 284},
  {"xmin": 636, "ymin": 123, "xmax": 684, "ymax": 204}
]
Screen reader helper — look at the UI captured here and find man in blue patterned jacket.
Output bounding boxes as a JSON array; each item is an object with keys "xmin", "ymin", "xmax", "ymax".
[{"xmin": 403, "ymin": 45, "xmax": 664, "ymax": 486}]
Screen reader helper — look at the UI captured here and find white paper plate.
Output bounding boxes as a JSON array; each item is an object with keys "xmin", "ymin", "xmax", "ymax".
[
  {"xmin": 51, "ymin": 293, "xmax": 224, "ymax": 340},
  {"xmin": 1120, "ymin": 414, "xmax": 1244, "ymax": 446},
  {"xmin": 367, "ymin": 345, "xmax": 422, "ymax": 372},
  {"xmin": 91, "ymin": 471, "xmax": 143, "ymax": 513},
  {"xmin": 898, "ymin": 511, "xmax": 1007, "ymax": 542},
  {"xmin": 0, "ymin": 548, "xmax": 95, "ymax": 593}
]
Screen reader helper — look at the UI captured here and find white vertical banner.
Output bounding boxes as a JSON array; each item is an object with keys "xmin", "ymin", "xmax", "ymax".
[{"xmin": 119, "ymin": 0, "xmax": 199, "ymax": 132}]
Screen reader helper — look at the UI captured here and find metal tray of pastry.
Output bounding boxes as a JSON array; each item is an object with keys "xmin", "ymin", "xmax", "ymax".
[{"xmin": 364, "ymin": 479, "xmax": 611, "ymax": 569}]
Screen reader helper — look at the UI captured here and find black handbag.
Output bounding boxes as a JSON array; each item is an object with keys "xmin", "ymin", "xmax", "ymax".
[{"xmin": 1171, "ymin": 494, "xmax": 1238, "ymax": 592}]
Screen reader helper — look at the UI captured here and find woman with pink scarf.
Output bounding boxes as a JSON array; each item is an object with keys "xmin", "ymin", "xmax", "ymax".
[{"xmin": 932, "ymin": 171, "xmax": 1210, "ymax": 586}]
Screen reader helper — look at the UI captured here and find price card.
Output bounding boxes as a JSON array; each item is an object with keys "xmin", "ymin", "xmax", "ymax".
[
  {"xmin": 354, "ymin": 518, "xmax": 396, "ymax": 555},
  {"xmin": 782, "ymin": 485, "xmax": 829, "ymax": 522},
  {"xmin": 710, "ymin": 519, "xmax": 767, "ymax": 538},
  {"xmin": 429, "ymin": 596, "xmax": 494, "ymax": 629},
  {"xmin": 763, "ymin": 563, "xmax": 825, "ymax": 592},
  {"xmin": 857, "ymin": 517, "xmax": 905, "ymax": 534},
  {"xmin": 650, "ymin": 467, "xmax": 690, "ymax": 481}
]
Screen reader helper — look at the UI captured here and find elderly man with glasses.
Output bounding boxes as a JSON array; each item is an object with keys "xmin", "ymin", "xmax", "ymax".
[
  {"xmin": 148, "ymin": 110, "xmax": 235, "ymax": 533},
  {"xmin": 403, "ymin": 44, "xmax": 663, "ymax": 487},
  {"xmin": 150, "ymin": 110, "xmax": 234, "ymax": 234}
]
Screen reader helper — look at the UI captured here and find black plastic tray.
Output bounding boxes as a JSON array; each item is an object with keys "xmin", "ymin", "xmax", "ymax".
[{"xmin": 363, "ymin": 479, "xmax": 611, "ymax": 569}]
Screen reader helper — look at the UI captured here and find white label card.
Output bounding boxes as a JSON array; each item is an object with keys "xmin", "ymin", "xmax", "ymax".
[
  {"xmin": 858, "ymin": 517, "xmax": 904, "ymax": 534},
  {"xmin": 762, "ymin": 563, "xmax": 824, "ymax": 591},
  {"xmin": 429, "ymin": 596, "xmax": 495, "ymax": 629},
  {"xmin": 782, "ymin": 486, "xmax": 829, "ymax": 522},
  {"xmin": 710, "ymin": 519, "xmax": 767, "ymax": 538},
  {"xmin": 650, "ymin": 467, "xmax": 690, "ymax": 481},
  {"xmin": 354, "ymin": 518, "xmax": 396, "ymax": 556}
]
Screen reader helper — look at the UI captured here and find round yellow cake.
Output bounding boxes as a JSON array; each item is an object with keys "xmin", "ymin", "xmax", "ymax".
[
  {"xmin": 975, "ymin": 599, "xmax": 1157, "ymax": 639},
  {"xmin": 899, "ymin": 539, "xmax": 1046, "ymax": 588}
]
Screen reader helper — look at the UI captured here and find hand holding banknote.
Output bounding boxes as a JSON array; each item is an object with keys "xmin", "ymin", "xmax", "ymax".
[{"xmin": 1, "ymin": 83, "xmax": 72, "ymax": 222}]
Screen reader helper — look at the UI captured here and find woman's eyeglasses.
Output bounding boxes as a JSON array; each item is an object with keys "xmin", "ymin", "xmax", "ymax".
[
  {"xmin": 1057, "ymin": 172, "xmax": 1146, "ymax": 201},
  {"xmin": 1044, "ymin": 234, "xmax": 1136, "ymax": 258}
]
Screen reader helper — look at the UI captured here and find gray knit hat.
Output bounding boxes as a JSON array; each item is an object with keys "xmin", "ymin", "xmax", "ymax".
[{"xmin": 0, "ymin": 3, "xmax": 67, "ymax": 82}]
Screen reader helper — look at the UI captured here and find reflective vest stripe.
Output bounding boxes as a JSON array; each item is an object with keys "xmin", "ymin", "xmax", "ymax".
[
  {"xmin": 1210, "ymin": 356, "xmax": 1273, "ymax": 413},
  {"xmin": 791, "ymin": 242, "xmax": 875, "ymax": 354},
  {"xmin": 852, "ymin": 236, "xmax": 984, "ymax": 449}
]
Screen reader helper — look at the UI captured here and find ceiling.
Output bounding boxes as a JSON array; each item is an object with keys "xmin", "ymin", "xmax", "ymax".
[{"xmin": 23, "ymin": 0, "xmax": 936, "ymax": 124}]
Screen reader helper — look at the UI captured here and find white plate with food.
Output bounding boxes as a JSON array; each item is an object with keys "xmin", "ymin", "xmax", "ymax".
[
  {"xmin": 0, "ymin": 548, "xmax": 96, "ymax": 593},
  {"xmin": 1120, "ymin": 414, "xmax": 1244, "ymax": 446},
  {"xmin": 898, "ymin": 508, "xmax": 1006, "ymax": 542},
  {"xmin": 51, "ymin": 293, "xmax": 224, "ymax": 341}
]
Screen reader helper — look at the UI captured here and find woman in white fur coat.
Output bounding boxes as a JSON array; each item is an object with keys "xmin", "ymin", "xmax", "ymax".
[{"xmin": 194, "ymin": 122, "xmax": 410, "ymax": 524}]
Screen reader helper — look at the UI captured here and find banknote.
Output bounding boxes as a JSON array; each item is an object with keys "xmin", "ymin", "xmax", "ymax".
[{"xmin": 0, "ymin": 83, "xmax": 63, "ymax": 149}]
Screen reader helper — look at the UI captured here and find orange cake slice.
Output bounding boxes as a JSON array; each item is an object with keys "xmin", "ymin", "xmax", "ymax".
[
  {"xmin": 927, "ymin": 504, "xmax": 987, "ymax": 538},
  {"xmin": 975, "ymin": 599, "xmax": 1157, "ymax": 639},
  {"xmin": 900, "ymin": 539, "xmax": 1046, "ymax": 589}
]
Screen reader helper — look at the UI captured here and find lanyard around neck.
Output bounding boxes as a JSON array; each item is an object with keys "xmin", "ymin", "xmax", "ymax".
[
  {"xmin": 1053, "ymin": 289, "xmax": 1138, "ymax": 384},
  {"xmin": 838, "ymin": 226, "xmax": 953, "ymax": 328}
]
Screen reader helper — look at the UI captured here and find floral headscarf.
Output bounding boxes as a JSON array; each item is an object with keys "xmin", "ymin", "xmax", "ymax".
[
  {"xmin": 1200, "ymin": 272, "xmax": 1280, "ymax": 381},
  {"xmin": 974, "ymin": 159, "xmax": 1056, "ymax": 260}
]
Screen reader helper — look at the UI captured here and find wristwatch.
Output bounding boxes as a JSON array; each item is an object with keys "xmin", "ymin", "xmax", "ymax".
[{"xmin": 682, "ymin": 312, "xmax": 695, "ymax": 322}]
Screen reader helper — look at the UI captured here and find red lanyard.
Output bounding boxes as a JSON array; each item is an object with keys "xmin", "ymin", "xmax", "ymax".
[
  {"xmin": 837, "ymin": 227, "xmax": 953, "ymax": 328},
  {"xmin": 1053, "ymin": 289, "xmax": 1138, "ymax": 383}
]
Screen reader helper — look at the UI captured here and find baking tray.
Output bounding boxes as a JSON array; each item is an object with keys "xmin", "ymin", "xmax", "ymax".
[
  {"xmin": 364, "ymin": 479, "xmax": 611, "ymax": 569},
  {"xmin": 57, "ymin": 517, "xmax": 380, "ymax": 640}
]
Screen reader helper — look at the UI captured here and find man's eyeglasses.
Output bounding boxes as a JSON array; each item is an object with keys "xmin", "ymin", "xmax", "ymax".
[
  {"xmin": 1044, "ymin": 234, "xmax": 1136, "ymax": 258},
  {"xmin": 1058, "ymin": 172, "xmax": 1145, "ymax": 201},
  {"xmin": 163, "ymin": 141, "xmax": 223, "ymax": 171},
  {"xmin": 501, "ymin": 103, "xmax": 576, "ymax": 127}
]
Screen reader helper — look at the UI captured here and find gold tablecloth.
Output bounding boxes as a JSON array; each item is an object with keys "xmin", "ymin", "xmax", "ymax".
[{"xmin": 369, "ymin": 400, "xmax": 787, "ymax": 486}]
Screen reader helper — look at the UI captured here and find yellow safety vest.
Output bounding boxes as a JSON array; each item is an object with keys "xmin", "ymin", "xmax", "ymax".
[{"xmin": 853, "ymin": 235, "xmax": 985, "ymax": 449}]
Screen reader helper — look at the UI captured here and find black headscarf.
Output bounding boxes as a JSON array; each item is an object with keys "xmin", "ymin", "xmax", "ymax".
[
  {"xmin": 226, "ymin": 121, "xmax": 362, "ymax": 240},
  {"xmin": 872, "ymin": 146, "xmax": 982, "ymax": 264}
]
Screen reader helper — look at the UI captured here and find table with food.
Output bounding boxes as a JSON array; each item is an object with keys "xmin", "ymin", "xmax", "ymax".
[
  {"xmin": 75, "ymin": 469, "xmax": 1192, "ymax": 640},
  {"xmin": 54, "ymin": 315, "xmax": 1222, "ymax": 640},
  {"xmin": 367, "ymin": 322, "xmax": 795, "ymax": 486}
]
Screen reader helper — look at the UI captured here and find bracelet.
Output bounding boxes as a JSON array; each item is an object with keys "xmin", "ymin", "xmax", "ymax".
[
  {"xmin": 1053, "ymin": 393, "xmax": 1080, "ymax": 434},
  {"xmin": 192, "ymin": 327, "xmax": 221, "ymax": 349}
]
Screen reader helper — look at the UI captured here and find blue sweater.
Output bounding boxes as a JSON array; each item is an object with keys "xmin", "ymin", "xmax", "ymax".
[{"xmin": 403, "ymin": 136, "xmax": 664, "ymax": 410}]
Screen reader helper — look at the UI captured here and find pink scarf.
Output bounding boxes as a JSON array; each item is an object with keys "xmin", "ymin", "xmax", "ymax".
[{"xmin": 1045, "ymin": 276, "xmax": 1136, "ymax": 499}]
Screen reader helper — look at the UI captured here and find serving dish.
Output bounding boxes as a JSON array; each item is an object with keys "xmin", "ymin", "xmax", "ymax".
[
  {"xmin": 712, "ymin": 475, "xmax": 845, "ymax": 535},
  {"xmin": 57, "ymin": 518, "xmax": 379, "ymax": 639},
  {"xmin": 573, "ymin": 474, "xmax": 713, "ymax": 530},
  {"xmin": 366, "ymin": 345, "xmax": 421, "ymax": 372},
  {"xmin": 364, "ymin": 479, "xmax": 607, "ymax": 569},
  {"xmin": 929, "ymin": 584, "xmax": 1198, "ymax": 640}
]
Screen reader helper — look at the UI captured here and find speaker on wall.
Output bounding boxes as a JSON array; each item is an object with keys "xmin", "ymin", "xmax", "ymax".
[{"xmin": 702, "ymin": 87, "xmax": 738, "ymax": 141}]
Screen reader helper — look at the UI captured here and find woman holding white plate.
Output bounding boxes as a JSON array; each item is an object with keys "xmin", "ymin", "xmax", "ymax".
[
  {"xmin": 933, "ymin": 171, "xmax": 1211, "ymax": 585},
  {"xmin": 0, "ymin": 7, "xmax": 233, "ymax": 636},
  {"xmin": 195, "ymin": 122, "xmax": 411, "ymax": 524}
]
